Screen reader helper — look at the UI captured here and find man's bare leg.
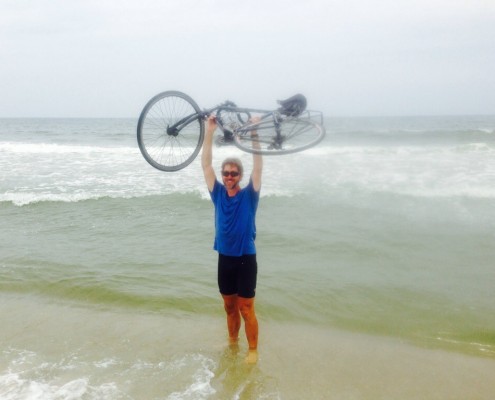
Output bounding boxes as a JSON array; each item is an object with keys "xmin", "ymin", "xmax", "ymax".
[
  {"xmin": 238, "ymin": 296, "xmax": 258, "ymax": 363},
  {"xmin": 222, "ymin": 294, "xmax": 241, "ymax": 344}
]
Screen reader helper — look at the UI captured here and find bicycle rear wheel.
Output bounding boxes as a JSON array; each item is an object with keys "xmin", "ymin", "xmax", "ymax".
[
  {"xmin": 233, "ymin": 117, "xmax": 325, "ymax": 155},
  {"xmin": 137, "ymin": 91, "xmax": 204, "ymax": 171}
]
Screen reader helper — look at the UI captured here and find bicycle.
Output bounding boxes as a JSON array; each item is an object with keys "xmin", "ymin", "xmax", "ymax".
[{"xmin": 137, "ymin": 90, "xmax": 326, "ymax": 172}]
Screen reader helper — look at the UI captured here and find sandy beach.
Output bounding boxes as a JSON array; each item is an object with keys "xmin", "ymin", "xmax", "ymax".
[{"xmin": 2, "ymin": 294, "xmax": 495, "ymax": 400}]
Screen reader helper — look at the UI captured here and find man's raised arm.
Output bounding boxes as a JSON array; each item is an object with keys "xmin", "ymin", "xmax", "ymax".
[
  {"xmin": 202, "ymin": 116, "xmax": 217, "ymax": 192},
  {"xmin": 250, "ymin": 118, "xmax": 263, "ymax": 192}
]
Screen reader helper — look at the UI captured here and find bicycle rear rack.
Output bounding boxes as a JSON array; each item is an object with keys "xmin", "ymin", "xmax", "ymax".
[{"xmin": 298, "ymin": 110, "xmax": 325, "ymax": 126}]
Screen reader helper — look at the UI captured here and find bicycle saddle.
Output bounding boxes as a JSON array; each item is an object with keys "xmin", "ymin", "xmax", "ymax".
[{"xmin": 277, "ymin": 94, "xmax": 307, "ymax": 116}]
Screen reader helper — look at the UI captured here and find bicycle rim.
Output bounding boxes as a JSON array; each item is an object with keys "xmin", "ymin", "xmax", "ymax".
[
  {"xmin": 137, "ymin": 91, "xmax": 204, "ymax": 171},
  {"xmin": 233, "ymin": 118, "xmax": 325, "ymax": 155}
]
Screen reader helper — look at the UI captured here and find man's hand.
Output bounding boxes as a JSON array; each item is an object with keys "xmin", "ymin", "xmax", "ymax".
[{"xmin": 206, "ymin": 115, "xmax": 217, "ymax": 135}]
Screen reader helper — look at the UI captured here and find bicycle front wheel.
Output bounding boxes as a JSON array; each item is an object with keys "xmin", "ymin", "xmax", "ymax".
[
  {"xmin": 233, "ymin": 117, "xmax": 325, "ymax": 155},
  {"xmin": 137, "ymin": 91, "xmax": 204, "ymax": 171}
]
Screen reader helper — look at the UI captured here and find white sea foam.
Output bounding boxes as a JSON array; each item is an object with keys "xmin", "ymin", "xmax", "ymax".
[
  {"xmin": 166, "ymin": 354, "xmax": 216, "ymax": 400},
  {"xmin": 0, "ymin": 348, "xmax": 216, "ymax": 400},
  {"xmin": 2, "ymin": 117, "xmax": 495, "ymax": 207},
  {"xmin": 0, "ymin": 141, "xmax": 136, "ymax": 155},
  {"xmin": 0, "ymin": 373, "xmax": 120, "ymax": 400}
]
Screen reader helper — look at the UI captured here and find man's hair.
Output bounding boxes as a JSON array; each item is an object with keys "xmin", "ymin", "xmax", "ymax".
[{"xmin": 221, "ymin": 158, "xmax": 244, "ymax": 177}]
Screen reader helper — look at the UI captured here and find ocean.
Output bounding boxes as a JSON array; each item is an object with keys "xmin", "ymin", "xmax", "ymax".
[{"xmin": 1, "ymin": 116, "xmax": 494, "ymax": 399}]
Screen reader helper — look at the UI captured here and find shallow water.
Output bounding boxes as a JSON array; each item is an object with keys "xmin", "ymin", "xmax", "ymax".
[
  {"xmin": 2, "ymin": 294, "xmax": 495, "ymax": 400},
  {"xmin": 1, "ymin": 116, "xmax": 495, "ymax": 398}
]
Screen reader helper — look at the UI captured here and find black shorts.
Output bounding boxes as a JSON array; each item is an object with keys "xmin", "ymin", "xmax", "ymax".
[{"xmin": 218, "ymin": 253, "xmax": 257, "ymax": 298}]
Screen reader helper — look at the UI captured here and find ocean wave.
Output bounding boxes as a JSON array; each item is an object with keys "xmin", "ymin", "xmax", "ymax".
[
  {"xmin": 3, "ymin": 175, "xmax": 495, "ymax": 207},
  {"xmin": 328, "ymin": 128, "xmax": 495, "ymax": 148},
  {"xmin": 0, "ymin": 348, "xmax": 217, "ymax": 400},
  {"xmin": 0, "ymin": 190, "xmax": 208, "ymax": 207},
  {"xmin": 0, "ymin": 141, "xmax": 136, "ymax": 155},
  {"xmin": 0, "ymin": 373, "xmax": 119, "ymax": 400},
  {"xmin": 452, "ymin": 142, "xmax": 495, "ymax": 153},
  {"xmin": 0, "ymin": 189, "xmax": 302, "ymax": 207},
  {"xmin": 327, "ymin": 115, "xmax": 495, "ymax": 135},
  {"xmin": 2, "ymin": 133, "xmax": 495, "ymax": 206},
  {"xmin": 476, "ymin": 128, "xmax": 494, "ymax": 134},
  {"xmin": 0, "ymin": 192, "xmax": 116, "ymax": 207}
]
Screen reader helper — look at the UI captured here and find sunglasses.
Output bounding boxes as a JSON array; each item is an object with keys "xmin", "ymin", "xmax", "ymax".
[{"xmin": 222, "ymin": 171, "xmax": 240, "ymax": 177}]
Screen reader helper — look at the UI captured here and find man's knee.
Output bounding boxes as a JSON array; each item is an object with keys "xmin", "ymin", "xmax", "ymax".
[
  {"xmin": 238, "ymin": 298, "xmax": 255, "ymax": 319},
  {"xmin": 222, "ymin": 295, "xmax": 239, "ymax": 315}
]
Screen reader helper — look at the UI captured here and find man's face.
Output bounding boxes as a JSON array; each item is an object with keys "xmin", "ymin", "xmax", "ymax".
[{"xmin": 221, "ymin": 164, "xmax": 241, "ymax": 190}]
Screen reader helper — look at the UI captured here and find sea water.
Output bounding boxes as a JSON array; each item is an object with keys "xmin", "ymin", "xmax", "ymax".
[{"xmin": 1, "ymin": 116, "xmax": 495, "ymax": 399}]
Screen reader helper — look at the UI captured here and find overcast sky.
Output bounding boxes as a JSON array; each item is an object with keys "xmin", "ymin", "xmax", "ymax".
[{"xmin": 1, "ymin": 0, "xmax": 494, "ymax": 117}]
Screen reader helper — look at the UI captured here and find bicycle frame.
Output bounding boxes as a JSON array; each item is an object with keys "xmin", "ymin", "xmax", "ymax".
[{"xmin": 166, "ymin": 101, "xmax": 283, "ymax": 144}]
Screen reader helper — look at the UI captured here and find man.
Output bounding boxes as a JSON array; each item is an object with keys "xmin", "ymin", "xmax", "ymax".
[{"xmin": 201, "ymin": 115, "xmax": 262, "ymax": 364}]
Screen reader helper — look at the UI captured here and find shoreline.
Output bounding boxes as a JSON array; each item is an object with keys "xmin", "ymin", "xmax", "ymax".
[{"xmin": 2, "ymin": 293, "xmax": 495, "ymax": 399}]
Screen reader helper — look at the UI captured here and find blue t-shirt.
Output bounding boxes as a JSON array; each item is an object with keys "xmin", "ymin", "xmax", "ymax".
[{"xmin": 209, "ymin": 179, "xmax": 260, "ymax": 256}]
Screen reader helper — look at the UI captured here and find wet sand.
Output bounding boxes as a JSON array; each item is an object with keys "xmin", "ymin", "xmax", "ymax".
[{"xmin": 1, "ymin": 294, "xmax": 494, "ymax": 399}]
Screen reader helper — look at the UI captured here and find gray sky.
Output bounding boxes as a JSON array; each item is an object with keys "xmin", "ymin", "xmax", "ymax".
[{"xmin": 1, "ymin": 0, "xmax": 494, "ymax": 117}]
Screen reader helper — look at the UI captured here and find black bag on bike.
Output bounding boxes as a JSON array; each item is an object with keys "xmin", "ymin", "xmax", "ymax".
[{"xmin": 277, "ymin": 94, "xmax": 307, "ymax": 117}]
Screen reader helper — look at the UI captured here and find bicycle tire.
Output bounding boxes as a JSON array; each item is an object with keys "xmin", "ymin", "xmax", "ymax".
[
  {"xmin": 233, "ymin": 117, "xmax": 325, "ymax": 155},
  {"xmin": 137, "ymin": 91, "xmax": 204, "ymax": 171}
]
